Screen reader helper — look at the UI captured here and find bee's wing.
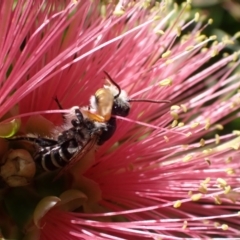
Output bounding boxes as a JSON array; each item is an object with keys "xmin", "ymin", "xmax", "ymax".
[
  {"xmin": 8, "ymin": 136, "xmax": 58, "ymax": 147},
  {"xmin": 54, "ymin": 136, "xmax": 98, "ymax": 180}
]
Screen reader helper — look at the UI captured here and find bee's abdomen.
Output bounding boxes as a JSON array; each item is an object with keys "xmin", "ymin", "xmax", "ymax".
[{"xmin": 35, "ymin": 139, "xmax": 79, "ymax": 171}]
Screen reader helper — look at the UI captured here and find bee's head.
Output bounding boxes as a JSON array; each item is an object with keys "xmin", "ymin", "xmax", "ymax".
[
  {"xmin": 103, "ymin": 71, "xmax": 171, "ymax": 118},
  {"xmin": 103, "ymin": 71, "xmax": 130, "ymax": 117},
  {"xmin": 112, "ymin": 90, "xmax": 130, "ymax": 117}
]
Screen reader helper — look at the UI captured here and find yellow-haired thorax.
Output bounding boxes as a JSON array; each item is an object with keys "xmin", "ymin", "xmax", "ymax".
[{"xmin": 94, "ymin": 88, "xmax": 114, "ymax": 121}]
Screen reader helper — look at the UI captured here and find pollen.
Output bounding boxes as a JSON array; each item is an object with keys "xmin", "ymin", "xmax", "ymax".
[
  {"xmin": 204, "ymin": 118, "xmax": 211, "ymax": 130},
  {"xmin": 176, "ymin": 26, "xmax": 181, "ymax": 37},
  {"xmin": 234, "ymin": 31, "xmax": 240, "ymax": 39},
  {"xmin": 225, "ymin": 156, "xmax": 232, "ymax": 163},
  {"xmin": 113, "ymin": 10, "xmax": 125, "ymax": 16},
  {"xmin": 185, "ymin": 3, "xmax": 191, "ymax": 10},
  {"xmin": 153, "ymin": 15, "xmax": 161, "ymax": 21},
  {"xmin": 178, "ymin": 122, "xmax": 184, "ymax": 127},
  {"xmin": 224, "ymin": 185, "xmax": 231, "ymax": 194},
  {"xmin": 182, "ymin": 221, "xmax": 188, "ymax": 230},
  {"xmin": 211, "ymin": 49, "xmax": 219, "ymax": 57},
  {"xmin": 196, "ymin": 35, "xmax": 207, "ymax": 42},
  {"xmin": 222, "ymin": 37, "xmax": 235, "ymax": 45},
  {"xmin": 159, "ymin": 78, "xmax": 172, "ymax": 86},
  {"xmin": 174, "ymin": 2, "xmax": 178, "ymax": 11},
  {"xmin": 232, "ymin": 52, "xmax": 239, "ymax": 62},
  {"xmin": 215, "ymin": 134, "xmax": 220, "ymax": 144},
  {"xmin": 142, "ymin": 0, "xmax": 151, "ymax": 8},
  {"xmin": 198, "ymin": 184, "xmax": 208, "ymax": 194},
  {"xmin": 215, "ymin": 124, "xmax": 224, "ymax": 130},
  {"xmin": 203, "ymin": 177, "xmax": 211, "ymax": 184},
  {"xmin": 171, "ymin": 120, "xmax": 178, "ymax": 128},
  {"xmin": 208, "ymin": 18, "xmax": 213, "ymax": 25},
  {"xmin": 171, "ymin": 111, "xmax": 179, "ymax": 120},
  {"xmin": 232, "ymin": 130, "xmax": 240, "ymax": 135},
  {"xmin": 209, "ymin": 35, "xmax": 217, "ymax": 40},
  {"xmin": 170, "ymin": 105, "xmax": 180, "ymax": 110},
  {"xmin": 190, "ymin": 122, "xmax": 199, "ymax": 128},
  {"xmin": 101, "ymin": 5, "xmax": 106, "ymax": 17},
  {"xmin": 173, "ymin": 200, "xmax": 182, "ymax": 208},
  {"xmin": 223, "ymin": 52, "xmax": 230, "ymax": 57},
  {"xmin": 181, "ymin": 34, "xmax": 190, "ymax": 43},
  {"xmin": 180, "ymin": 104, "xmax": 187, "ymax": 112},
  {"xmin": 194, "ymin": 12, "xmax": 200, "ymax": 22},
  {"xmin": 226, "ymin": 168, "xmax": 235, "ymax": 175},
  {"xmin": 165, "ymin": 59, "xmax": 174, "ymax": 65},
  {"xmin": 155, "ymin": 29, "xmax": 165, "ymax": 35},
  {"xmin": 231, "ymin": 143, "xmax": 239, "ymax": 150},
  {"xmin": 221, "ymin": 224, "xmax": 229, "ymax": 231},
  {"xmin": 202, "ymin": 148, "xmax": 213, "ymax": 155},
  {"xmin": 191, "ymin": 193, "xmax": 202, "ymax": 201},
  {"xmin": 199, "ymin": 138, "xmax": 205, "ymax": 146},
  {"xmin": 185, "ymin": 46, "xmax": 194, "ymax": 51},
  {"xmin": 214, "ymin": 196, "xmax": 222, "ymax": 205},
  {"xmin": 217, "ymin": 178, "xmax": 227, "ymax": 187},
  {"xmin": 162, "ymin": 50, "xmax": 171, "ymax": 58},
  {"xmin": 182, "ymin": 154, "xmax": 193, "ymax": 162},
  {"xmin": 201, "ymin": 47, "xmax": 208, "ymax": 53}
]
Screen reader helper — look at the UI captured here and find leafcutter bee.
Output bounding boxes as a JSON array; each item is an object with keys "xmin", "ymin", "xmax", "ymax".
[{"xmin": 8, "ymin": 71, "xmax": 170, "ymax": 174}]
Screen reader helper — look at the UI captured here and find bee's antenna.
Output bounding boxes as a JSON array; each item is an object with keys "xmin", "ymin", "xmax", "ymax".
[
  {"xmin": 129, "ymin": 99, "xmax": 171, "ymax": 104},
  {"xmin": 103, "ymin": 71, "xmax": 121, "ymax": 99}
]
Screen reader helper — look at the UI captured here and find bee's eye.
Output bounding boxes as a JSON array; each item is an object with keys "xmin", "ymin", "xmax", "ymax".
[{"xmin": 112, "ymin": 103, "xmax": 130, "ymax": 117}]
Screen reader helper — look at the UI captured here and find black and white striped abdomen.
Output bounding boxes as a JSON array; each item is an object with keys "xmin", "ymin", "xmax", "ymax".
[{"xmin": 35, "ymin": 139, "xmax": 81, "ymax": 171}]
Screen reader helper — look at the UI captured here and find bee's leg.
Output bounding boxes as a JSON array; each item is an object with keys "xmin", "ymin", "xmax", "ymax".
[
  {"xmin": 70, "ymin": 108, "xmax": 84, "ymax": 128},
  {"xmin": 54, "ymin": 96, "xmax": 63, "ymax": 109},
  {"xmin": 74, "ymin": 108, "xmax": 84, "ymax": 122},
  {"xmin": 54, "ymin": 96, "xmax": 66, "ymax": 121},
  {"xmin": 97, "ymin": 117, "xmax": 117, "ymax": 145}
]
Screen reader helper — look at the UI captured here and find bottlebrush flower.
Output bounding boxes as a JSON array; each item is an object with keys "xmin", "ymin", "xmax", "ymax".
[{"xmin": 0, "ymin": 0, "xmax": 240, "ymax": 239}]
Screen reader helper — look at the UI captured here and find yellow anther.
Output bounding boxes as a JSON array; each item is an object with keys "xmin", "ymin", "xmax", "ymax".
[
  {"xmin": 173, "ymin": 200, "xmax": 182, "ymax": 208},
  {"xmin": 217, "ymin": 178, "xmax": 227, "ymax": 187},
  {"xmin": 170, "ymin": 105, "xmax": 180, "ymax": 110},
  {"xmin": 215, "ymin": 124, "xmax": 223, "ymax": 130},
  {"xmin": 214, "ymin": 196, "xmax": 222, "ymax": 205},
  {"xmin": 199, "ymin": 138, "xmax": 205, "ymax": 146},
  {"xmin": 183, "ymin": 154, "xmax": 193, "ymax": 162},
  {"xmin": 194, "ymin": 12, "xmax": 200, "ymax": 22},
  {"xmin": 221, "ymin": 224, "xmax": 228, "ymax": 231},
  {"xmin": 191, "ymin": 193, "xmax": 202, "ymax": 201},
  {"xmin": 162, "ymin": 50, "xmax": 171, "ymax": 58},
  {"xmin": 171, "ymin": 120, "xmax": 178, "ymax": 128},
  {"xmin": 215, "ymin": 134, "xmax": 220, "ymax": 144},
  {"xmin": 159, "ymin": 78, "xmax": 172, "ymax": 86},
  {"xmin": 180, "ymin": 104, "xmax": 187, "ymax": 112}
]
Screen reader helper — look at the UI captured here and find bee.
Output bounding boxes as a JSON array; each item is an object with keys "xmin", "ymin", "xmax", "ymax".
[{"xmin": 8, "ymin": 71, "xmax": 170, "ymax": 174}]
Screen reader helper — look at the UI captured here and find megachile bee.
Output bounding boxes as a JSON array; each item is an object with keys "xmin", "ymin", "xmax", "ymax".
[{"xmin": 7, "ymin": 71, "xmax": 170, "ymax": 175}]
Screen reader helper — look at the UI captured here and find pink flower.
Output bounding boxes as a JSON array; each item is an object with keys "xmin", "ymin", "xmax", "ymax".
[{"xmin": 1, "ymin": 0, "xmax": 240, "ymax": 239}]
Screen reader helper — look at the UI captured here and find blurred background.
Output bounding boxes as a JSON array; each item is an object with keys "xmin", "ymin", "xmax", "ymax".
[{"xmin": 177, "ymin": 0, "xmax": 240, "ymax": 134}]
